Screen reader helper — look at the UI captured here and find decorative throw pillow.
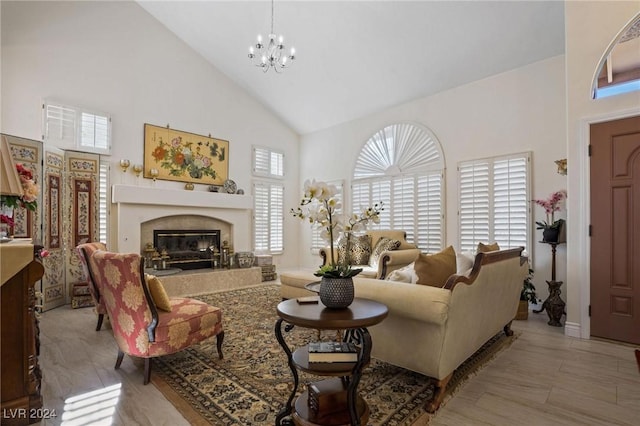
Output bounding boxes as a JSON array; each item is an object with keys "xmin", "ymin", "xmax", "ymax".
[
  {"xmin": 336, "ymin": 234, "xmax": 372, "ymax": 265},
  {"xmin": 369, "ymin": 237, "xmax": 401, "ymax": 267},
  {"xmin": 456, "ymin": 250, "xmax": 476, "ymax": 275},
  {"xmin": 477, "ymin": 242, "xmax": 500, "ymax": 253},
  {"xmin": 144, "ymin": 274, "xmax": 172, "ymax": 312},
  {"xmin": 385, "ymin": 262, "xmax": 418, "ymax": 283},
  {"xmin": 414, "ymin": 246, "xmax": 457, "ymax": 287}
]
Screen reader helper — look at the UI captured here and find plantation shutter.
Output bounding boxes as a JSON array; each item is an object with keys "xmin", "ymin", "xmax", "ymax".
[
  {"xmin": 392, "ymin": 176, "xmax": 415, "ymax": 242},
  {"xmin": 254, "ymin": 183, "xmax": 270, "ymax": 252},
  {"xmin": 98, "ymin": 160, "xmax": 109, "ymax": 245},
  {"xmin": 253, "ymin": 182, "xmax": 284, "ymax": 254},
  {"xmin": 269, "ymin": 184, "xmax": 284, "ymax": 252},
  {"xmin": 493, "ymin": 156, "xmax": 529, "ymax": 249},
  {"xmin": 459, "ymin": 162, "xmax": 490, "ymax": 251},
  {"xmin": 253, "ymin": 146, "xmax": 284, "ymax": 178},
  {"xmin": 417, "ymin": 174, "xmax": 443, "ymax": 253},
  {"xmin": 43, "ymin": 103, "xmax": 77, "ymax": 149},
  {"xmin": 80, "ymin": 112, "xmax": 110, "ymax": 153},
  {"xmin": 458, "ymin": 152, "xmax": 530, "ymax": 252}
]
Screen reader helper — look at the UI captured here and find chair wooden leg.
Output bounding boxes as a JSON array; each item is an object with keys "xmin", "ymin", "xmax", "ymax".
[
  {"xmin": 95, "ymin": 314, "xmax": 104, "ymax": 331},
  {"xmin": 425, "ymin": 373, "xmax": 453, "ymax": 413},
  {"xmin": 143, "ymin": 358, "xmax": 152, "ymax": 385},
  {"xmin": 216, "ymin": 331, "xmax": 224, "ymax": 360},
  {"xmin": 115, "ymin": 350, "xmax": 124, "ymax": 369}
]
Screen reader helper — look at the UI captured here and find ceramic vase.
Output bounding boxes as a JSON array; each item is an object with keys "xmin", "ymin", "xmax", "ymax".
[
  {"xmin": 542, "ymin": 227, "xmax": 559, "ymax": 243},
  {"xmin": 319, "ymin": 276, "xmax": 354, "ymax": 309}
]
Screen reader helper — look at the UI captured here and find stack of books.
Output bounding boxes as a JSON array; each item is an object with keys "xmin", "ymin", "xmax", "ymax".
[{"xmin": 308, "ymin": 341, "xmax": 358, "ymax": 363}]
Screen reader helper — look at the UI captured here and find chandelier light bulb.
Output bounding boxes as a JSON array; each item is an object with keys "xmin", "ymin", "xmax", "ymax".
[{"xmin": 257, "ymin": 34, "xmax": 262, "ymax": 43}]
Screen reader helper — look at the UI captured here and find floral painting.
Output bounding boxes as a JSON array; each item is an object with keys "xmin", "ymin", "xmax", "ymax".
[{"xmin": 143, "ymin": 124, "xmax": 229, "ymax": 186}]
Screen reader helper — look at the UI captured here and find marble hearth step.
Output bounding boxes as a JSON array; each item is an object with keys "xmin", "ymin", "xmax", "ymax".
[{"xmin": 158, "ymin": 267, "xmax": 263, "ymax": 297}]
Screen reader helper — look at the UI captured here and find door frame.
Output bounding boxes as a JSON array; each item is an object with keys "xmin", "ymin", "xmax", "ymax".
[{"xmin": 576, "ymin": 107, "xmax": 640, "ymax": 340}]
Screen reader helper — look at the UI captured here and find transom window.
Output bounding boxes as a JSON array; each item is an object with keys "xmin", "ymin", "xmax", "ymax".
[{"xmin": 352, "ymin": 123, "xmax": 445, "ymax": 253}]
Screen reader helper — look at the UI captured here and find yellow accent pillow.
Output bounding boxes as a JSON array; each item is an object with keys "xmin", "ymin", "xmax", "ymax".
[
  {"xmin": 477, "ymin": 242, "xmax": 500, "ymax": 253},
  {"xmin": 144, "ymin": 274, "xmax": 172, "ymax": 312},
  {"xmin": 414, "ymin": 246, "xmax": 457, "ymax": 287}
]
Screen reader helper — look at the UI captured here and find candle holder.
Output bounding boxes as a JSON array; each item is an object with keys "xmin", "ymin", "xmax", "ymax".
[
  {"xmin": 149, "ymin": 168, "xmax": 159, "ymax": 181},
  {"xmin": 132, "ymin": 164, "xmax": 143, "ymax": 178},
  {"xmin": 119, "ymin": 159, "xmax": 130, "ymax": 173}
]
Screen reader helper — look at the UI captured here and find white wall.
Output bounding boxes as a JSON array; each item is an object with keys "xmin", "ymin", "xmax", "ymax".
[
  {"xmin": 565, "ymin": 1, "xmax": 640, "ymax": 339},
  {"xmin": 299, "ymin": 56, "xmax": 568, "ymax": 297},
  {"xmin": 0, "ymin": 1, "xmax": 301, "ymax": 269}
]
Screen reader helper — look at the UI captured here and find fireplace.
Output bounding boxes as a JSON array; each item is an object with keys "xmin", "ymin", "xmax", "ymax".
[{"xmin": 153, "ymin": 229, "xmax": 220, "ymax": 270}]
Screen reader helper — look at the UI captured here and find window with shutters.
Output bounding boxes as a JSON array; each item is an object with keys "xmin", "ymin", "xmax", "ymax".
[
  {"xmin": 253, "ymin": 146, "xmax": 284, "ymax": 178},
  {"xmin": 253, "ymin": 182, "xmax": 284, "ymax": 254},
  {"xmin": 458, "ymin": 152, "xmax": 531, "ymax": 252},
  {"xmin": 252, "ymin": 146, "xmax": 285, "ymax": 254},
  {"xmin": 352, "ymin": 123, "xmax": 445, "ymax": 252},
  {"xmin": 43, "ymin": 100, "xmax": 111, "ymax": 155}
]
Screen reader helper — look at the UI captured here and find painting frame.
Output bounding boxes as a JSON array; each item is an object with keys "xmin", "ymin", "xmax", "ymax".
[{"xmin": 143, "ymin": 123, "xmax": 229, "ymax": 186}]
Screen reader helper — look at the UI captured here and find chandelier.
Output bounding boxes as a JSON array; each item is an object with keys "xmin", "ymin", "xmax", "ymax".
[{"xmin": 248, "ymin": 0, "xmax": 296, "ymax": 73}]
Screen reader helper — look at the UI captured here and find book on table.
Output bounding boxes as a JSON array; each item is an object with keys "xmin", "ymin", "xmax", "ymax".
[{"xmin": 308, "ymin": 341, "xmax": 358, "ymax": 363}]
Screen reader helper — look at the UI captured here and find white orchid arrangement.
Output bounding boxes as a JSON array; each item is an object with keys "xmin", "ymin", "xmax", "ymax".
[{"xmin": 291, "ymin": 179, "xmax": 383, "ymax": 278}]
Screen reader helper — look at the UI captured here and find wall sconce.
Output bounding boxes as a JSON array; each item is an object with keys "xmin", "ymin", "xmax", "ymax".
[
  {"xmin": 132, "ymin": 164, "xmax": 143, "ymax": 178},
  {"xmin": 149, "ymin": 168, "xmax": 159, "ymax": 181},
  {"xmin": 555, "ymin": 159, "xmax": 567, "ymax": 176}
]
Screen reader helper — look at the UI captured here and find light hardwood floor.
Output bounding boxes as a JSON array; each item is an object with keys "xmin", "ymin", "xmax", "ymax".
[{"xmin": 36, "ymin": 291, "xmax": 640, "ymax": 426}]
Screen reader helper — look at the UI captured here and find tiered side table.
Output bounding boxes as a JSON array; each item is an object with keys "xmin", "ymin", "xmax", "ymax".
[{"xmin": 275, "ymin": 298, "xmax": 388, "ymax": 426}]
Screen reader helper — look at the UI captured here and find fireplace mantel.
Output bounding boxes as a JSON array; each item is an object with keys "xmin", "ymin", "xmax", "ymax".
[
  {"xmin": 112, "ymin": 184, "xmax": 253, "ymax": 209},
  {"xmin": 112, "ymin": 185, "xmax": 253, "ymax": 255}
]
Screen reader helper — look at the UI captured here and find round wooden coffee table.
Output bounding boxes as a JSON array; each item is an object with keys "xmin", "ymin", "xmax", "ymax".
[{"xmin": 275, "ymin": 298, "xmax": 388, "ymax": 426}]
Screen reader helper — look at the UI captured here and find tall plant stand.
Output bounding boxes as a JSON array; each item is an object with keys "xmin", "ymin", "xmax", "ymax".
[{"xmin": 533, "ymin": 242, "xmax": 566, "ymax": 327}]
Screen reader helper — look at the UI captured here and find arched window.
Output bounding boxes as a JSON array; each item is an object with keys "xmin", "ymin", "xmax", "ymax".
[{"xmin": 352, "ymin": 123, "xmax": 445, "ymax": 252}]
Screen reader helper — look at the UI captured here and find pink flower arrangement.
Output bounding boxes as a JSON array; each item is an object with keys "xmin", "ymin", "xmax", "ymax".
[
  {"xmin": 533, "ymin": 189, "xmax": 567, "ymax": 229},
  {"xmin": 0, "ymin": 163, "xmax": 39, "ymax": 214}
]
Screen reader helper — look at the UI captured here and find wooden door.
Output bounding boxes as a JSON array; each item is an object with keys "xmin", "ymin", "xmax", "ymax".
[{"xmin": 590, "ymin": 115, "xmax": 640, "ymax": 345}]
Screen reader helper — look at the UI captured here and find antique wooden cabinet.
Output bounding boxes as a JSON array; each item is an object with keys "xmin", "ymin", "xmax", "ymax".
[{"xmin": 1, "ymin": 242, "xmax": 45, "ymax": 425}]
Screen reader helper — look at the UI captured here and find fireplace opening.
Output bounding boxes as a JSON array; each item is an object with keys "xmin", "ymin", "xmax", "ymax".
[{"xmin": 153, "ymin": 229, "xmax": 220, "ymax": 270}]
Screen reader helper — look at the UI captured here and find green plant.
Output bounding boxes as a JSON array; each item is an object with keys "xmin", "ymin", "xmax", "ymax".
[{"xmin": 521, "ymin": 268, "xmax": 537, "ymax": 302}]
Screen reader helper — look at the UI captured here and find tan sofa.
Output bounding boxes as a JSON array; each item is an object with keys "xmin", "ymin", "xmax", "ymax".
[
  {"xmin": 319, "ymin": 230, "xmax": 421, "ymax": 279},
  {"xmin": 279, "ymin": 247, "xmax": 527, "ymax": 412}
]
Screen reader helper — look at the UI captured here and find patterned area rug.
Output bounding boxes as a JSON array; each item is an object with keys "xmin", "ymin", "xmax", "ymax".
[{"xmin": 151, "ymin": 284, "xmax": 518, "ymax": 425}]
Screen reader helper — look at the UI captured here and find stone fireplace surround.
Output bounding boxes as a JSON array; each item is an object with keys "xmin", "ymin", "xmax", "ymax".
[{"xmin": 112, "ymin": 184, "xmax": 253, "ymax": 257}]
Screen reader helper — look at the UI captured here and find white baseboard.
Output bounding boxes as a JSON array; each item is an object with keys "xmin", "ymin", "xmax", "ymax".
[{"xmin": 564, "ymin": 321, "xmax": 582, "ymax": 339}]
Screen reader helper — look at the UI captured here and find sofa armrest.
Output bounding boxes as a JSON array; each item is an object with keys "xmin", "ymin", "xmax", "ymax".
[
  {"xmin": 377, "ymin": 248, "xmax": 421, "ymax": 279},
  {"xmin": 353, "ymin": 278, "xmax": 450, "ymax": 325}
]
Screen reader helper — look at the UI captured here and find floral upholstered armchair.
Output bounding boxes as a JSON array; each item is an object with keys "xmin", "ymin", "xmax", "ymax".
[
  {"xmin": 319, "ymin": 230, "xmax": 421, "ymax": 279},
  {"xmin": 89, "ymin": 250, "xmax": 224, "ymax": 385},
  {"xmin": 76, "ymin": 242, "xmax": 108, "ymax": 331}
]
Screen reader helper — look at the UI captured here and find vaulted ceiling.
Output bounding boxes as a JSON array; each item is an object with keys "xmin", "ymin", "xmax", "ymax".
[{"xmin": 138, "ymin": 1, "xmax": 565, "ymax": 135}]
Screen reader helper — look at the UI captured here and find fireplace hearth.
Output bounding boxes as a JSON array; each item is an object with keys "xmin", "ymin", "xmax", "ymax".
[{"xmin": 153, "ymin": 229, "xmax": 220, "ymax": 270}]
